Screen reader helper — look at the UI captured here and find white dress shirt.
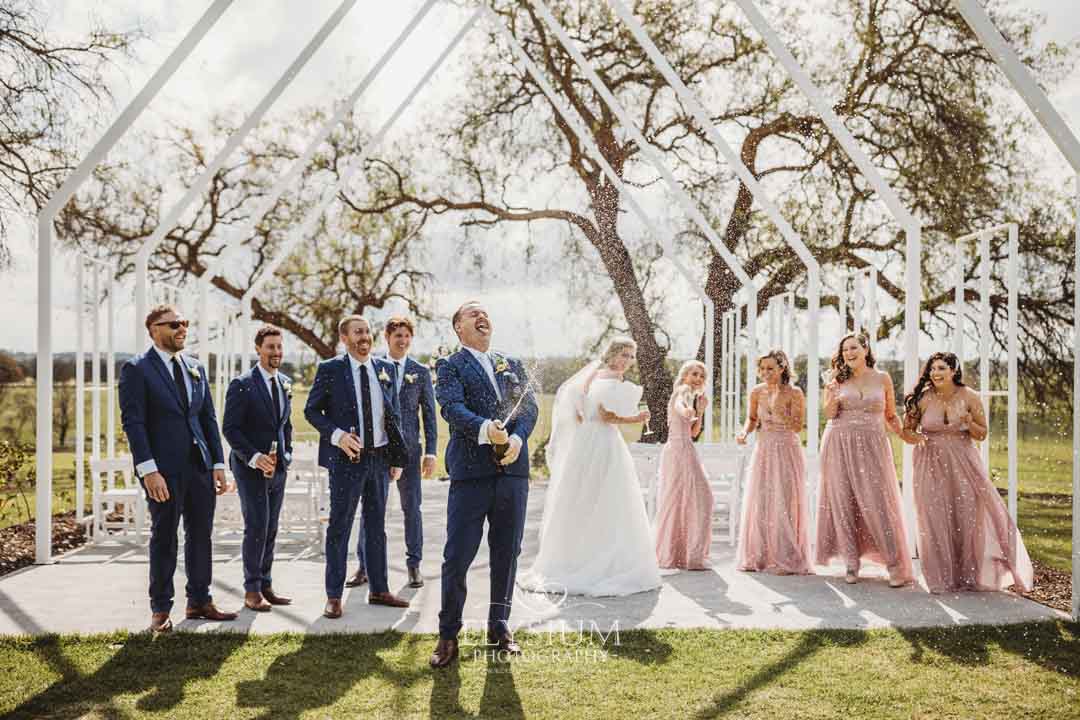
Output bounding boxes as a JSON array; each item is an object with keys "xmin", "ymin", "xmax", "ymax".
[
  {"xmin": 136, "ymin": 345, "xmax": 225, "ymax": 477},
  {"xmin": 330, "ymin": 354, "xmax": 388, "ymax": 449},
  {"xmin": 462, "ymin": 345, "xmax": 521, "ymax": 449},
  {"xmin": 248, "ymin": 364, "xmax": 290, "ymax": 469}
]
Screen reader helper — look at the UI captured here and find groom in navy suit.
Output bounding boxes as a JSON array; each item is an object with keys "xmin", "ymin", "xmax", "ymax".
[
  {"xmin": 118, "ymin": 304, "xmax": 236, "ymax": 633},
  {"xmin": 222, "ymin": 324, "xmax": 294, "ymax": 612},
  {"xmin": 304, "ymin": 315, "xmax": 409, "ymax": 618},
  {"xmin": 429, "ymin": 301, "xmax": 538, "ymax": 668}
]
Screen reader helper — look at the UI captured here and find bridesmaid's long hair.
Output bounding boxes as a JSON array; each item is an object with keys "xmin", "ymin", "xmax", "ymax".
[
  {"xmin": 903, "ymin": 352, "xmax": 965, "ymax": 423},
  {"xmin": 830, "ymin": 332, "xmax": 875, "ymax": 384},
  {"xmin": 757, "ymin": 349, "xmax": 795, "ymax": 386}
]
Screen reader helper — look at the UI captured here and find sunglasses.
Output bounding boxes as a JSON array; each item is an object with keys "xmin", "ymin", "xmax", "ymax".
[{"xmin": 153, "ymin": 319, "xmax": 189, "ymax": 330}]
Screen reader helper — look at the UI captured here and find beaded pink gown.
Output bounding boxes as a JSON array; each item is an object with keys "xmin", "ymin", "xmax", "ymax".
[
  {"xmin": 736, "ymin": 390, "xmax": 812, "ymax": 574},
  {"xmin": 912, "ymin": 394, "xmax": 1033, "ymax": 592},
  {"xmin": 654, "ymin": 396, "xmax": 714, "ymax": 570},
  {"xmin": 815, "ymin": 381, "xmax": 914, "ymax": 581}
]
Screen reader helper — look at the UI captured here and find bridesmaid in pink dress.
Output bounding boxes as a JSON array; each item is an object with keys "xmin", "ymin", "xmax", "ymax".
[
  {"xmin": 900, "ymin": 352, "xmax": 1034, "ymax": 593},
  {"xmin": 816, "ymin": 332, "xmax": 913, "ymax": 586},
  {"xmin": 654, "ymin": 360, "xmax": 714, "ymax": 570},
  {"xmin": 735, "ymin": 350, "xmax": 812, "ymax": 575}
]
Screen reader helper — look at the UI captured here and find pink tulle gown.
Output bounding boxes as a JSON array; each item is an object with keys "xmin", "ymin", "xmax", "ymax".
[
  {"xmin": 736, "ymin": 389, "xmax": 812, "ymax": 574},
  {"xmin": 654, "ymin": 396, "xmax": 714, "ymax": 569},
  {"xmin": 815, "ymin": 380, "xmax": 914, "ymax": 582},
  {"xmin": 912, "ymin": 393, "xmax": 1033, "ymax": 592}
]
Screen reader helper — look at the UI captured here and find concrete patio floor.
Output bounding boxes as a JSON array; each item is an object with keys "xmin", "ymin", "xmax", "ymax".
[{"xmin": 0, "ymin": 480, "xmax": 1064, "ymax": 636}]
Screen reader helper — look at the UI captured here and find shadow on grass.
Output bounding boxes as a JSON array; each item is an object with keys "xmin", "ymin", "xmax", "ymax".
[
  {"xmin": 692, "ymin": 630, "xmax": 869, "ymax": 719},
  {"xmin": 236, "ymin": 631, "xmax": 426, "ymax": 720},
  {"xmin": 897, "ymin": 621, "xmax": 1080, "ymax": 676},
  {"xmin": 7, "ymin": 632, "xmax": 247, "ymax": 720}
]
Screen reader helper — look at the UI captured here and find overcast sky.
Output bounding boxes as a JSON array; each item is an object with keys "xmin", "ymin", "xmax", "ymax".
[{"xmin": 2, "ymin": 0, "xmax": 1078, "ymax": 362}]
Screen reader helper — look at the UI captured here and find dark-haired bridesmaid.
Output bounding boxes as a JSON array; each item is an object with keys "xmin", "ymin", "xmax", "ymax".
[
  {"xmin": 816, "ymin": 332, "xmax": 913, "ymax": 586},
  {"xmin": 899, "ymin": 352, "xmax": 1033, "ymax": 593}
]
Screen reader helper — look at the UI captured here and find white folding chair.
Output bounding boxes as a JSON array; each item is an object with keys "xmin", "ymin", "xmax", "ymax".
[
  {"xmin": 90, "ymin": 456, "xmax": 145, "ymax": 543},
  {"xmin": 288, "ymin": 454, "xmax": 327, "ymax": 543},
  {"xmin": 627, "ymin": 442, "xmax": 663, "ymax": 518},
  {"xmin": 697, "ymin": 442, "xmax": 751, "ymax": 545}
]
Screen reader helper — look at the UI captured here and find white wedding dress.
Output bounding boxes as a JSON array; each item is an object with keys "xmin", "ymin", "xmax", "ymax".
[{"xmin": 518, "ymin": 370, "xmax": 661, "ymax": 597}]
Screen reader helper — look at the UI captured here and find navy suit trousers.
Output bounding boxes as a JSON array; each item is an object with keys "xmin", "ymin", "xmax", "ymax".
[
  {"xmin": 232, "ymin": 457, "xmax": 287, "ymax": 593},
  {"xmin": 438, "ymin": 474, "xmax": 528, "ymax": 640},
  {"xmin": 325, "ymin": 452, "xmax": 390, "ymax": 597},
  {"xmin": 144, "ymin": 457, "xmax": 217, "ymax": 613}
]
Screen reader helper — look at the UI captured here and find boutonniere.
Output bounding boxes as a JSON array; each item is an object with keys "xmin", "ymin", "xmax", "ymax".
[
  {"xmin": 494, "ymin": 356, "xmax": 510, "ymax": 374},
  {"xmin": 186, "ymin": 363, "xmax": 201, "ymax": 382},
  {"xmin": 378, "ymin": 368, "xmax": 391, "ymax": 385},
  {"xmin": 281, "ymin": 380, "xmax": 293, "ymax": 399},
  {"xmin": 405, "ymin": 373, "xmax": 418, "ymax": 384}
]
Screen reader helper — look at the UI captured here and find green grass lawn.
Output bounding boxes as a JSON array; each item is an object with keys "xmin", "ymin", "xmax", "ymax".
[{"xmin": 0, "ymin": 623, "xmax": 1077, "ymax": 719}]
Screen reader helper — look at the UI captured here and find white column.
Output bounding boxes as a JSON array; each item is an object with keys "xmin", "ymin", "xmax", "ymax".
[
  {"xmin": 979, "ymin": 232, "xmax": 992, "ymax": 472},
  {"xmin": 91, "ymin": 265, "xmax": 101, "ymax": 468},
  {"xmin": 74, "ymin": 261, "xmax": 85, "ymax": 527},
  {"xmin": 1007, "ymin": 223, "xmax": 1019, "ymax": 523},
  {"xmin": 106, "ymin": 264, "xmax": 116, "ymax": 459}
]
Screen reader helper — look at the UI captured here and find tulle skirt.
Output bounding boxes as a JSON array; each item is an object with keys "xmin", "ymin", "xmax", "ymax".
[{"xmin": 654, "ymin": 436, "xmax": 714, "ymax": 570}]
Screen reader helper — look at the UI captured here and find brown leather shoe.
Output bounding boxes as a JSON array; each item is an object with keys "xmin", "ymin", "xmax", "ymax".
[
  {"xmin": 244, "ymin": 591, "xmax": 271, "ymax": 612},
  {"xmin": 429, "ymin": 638, "xmax": 459, "ymax": 668},
  {"xmin": 408, "ymin": 567, "xmax": 424, "ymax": 588},
  {"xmin": 345, "ymin": 569, "xmax": 368, "ymax": 588},
  {"xmin": 150, "ymin": 612, "xmax": 172, "ymax": 634},
  {"xmin": 323, "ymin": 598, "xmax": 343, "ymax": 619},
  {"xmin": 185, "ymin": 602, "xmax": 239, "ymax": 621},
  {"xmin": 368, "ymin": 591, "xmax": 409, "ymax": 608},
  {"xmin": 489, "ymin": 633, "xmax": 522, "ymax": 655},
  {"xmin": 261, "ymin": 587, "xmax": 292, "ymax": 606}
]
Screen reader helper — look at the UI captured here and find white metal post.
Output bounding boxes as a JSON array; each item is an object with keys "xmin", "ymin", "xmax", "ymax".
[
  {"xmin": 74, "ymin": 262, "xmax": 85, "ymax": 527},
  {"xmin": 35, "ymin": 0, "xmax": 234, "ymax": 562},
  {"xmin": 1007, "ymin": 223, "xmax": 1019, "ymax": 524},
  {"xmin": 91, "ymin": 266, "xmax": 101, "ymax": 469},
  {"xmin": 106, "ymin": 264, "xmax": 116, "ymax": 459},
  {"xmin": 953, "ymin": 237, "xmax": 966, "ymax": 361},
  {"xmin": 980, "ymin": 231, "xmax": 992, "ymax": 471}
]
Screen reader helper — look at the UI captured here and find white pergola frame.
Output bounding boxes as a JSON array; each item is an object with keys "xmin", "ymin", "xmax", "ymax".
[
  {"xmin": 952, "ymin": 0, "xmax": 1079, "ymax": 621},
  {"xmin": 32, "ymin": 1, "xmax": 1078, "ymax": 623},
  {"xmin": 951, "ymin": 222, "xmax": 1019, "ymax": 522},
  {"xmin": 839, "ymin": 266, "xmax": 880, "ymax": 341}
]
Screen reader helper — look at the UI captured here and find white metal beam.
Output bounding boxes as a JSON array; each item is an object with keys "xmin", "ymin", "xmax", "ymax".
[
  {"xmin": 34, "ymin": 0, "xmax": 235, "ymax": 563},
  {"xmin": 134, "ymin": 0, "xmax": 358, "ymax": 343}
]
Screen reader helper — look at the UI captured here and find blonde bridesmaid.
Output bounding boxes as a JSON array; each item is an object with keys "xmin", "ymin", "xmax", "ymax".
[
  {"xmin": 654, "ymin": 361, "xmax": 714, "ymax": 570},
  {"xmin": 900, "ymin": 352, "xmax": 1033, "ymax": 593},
  {"xmin": 816, "ymin": 332, "xmax": 913, "ymax": 586},
  {"xmin": 735, "ymin": 350, "xmax": 812, "ymax": 575}
]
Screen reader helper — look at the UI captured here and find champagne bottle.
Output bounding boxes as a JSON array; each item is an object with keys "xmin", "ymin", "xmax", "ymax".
[
  {"xmin": 349, "ymin": 426, "xmax": 361, "ymax": 463},
  {"xmin": 265, "ymin": 441, "xmax": 278, "ymax": 479}
]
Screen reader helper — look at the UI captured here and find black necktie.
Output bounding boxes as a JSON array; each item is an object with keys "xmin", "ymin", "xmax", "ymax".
[
  {"xmin": 271, "ymin": 376, "xmax": 282, "ymax": 422},
  {"xmin": 359, "ymin": 365, "xmax": 375, "ymax": 449},
  {"xmin": 171, "ymin": 357, "xmax": 189, "ymax": 413}
]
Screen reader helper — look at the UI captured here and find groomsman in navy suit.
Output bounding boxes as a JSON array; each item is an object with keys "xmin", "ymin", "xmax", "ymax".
[
  {"xmin": 304, "ymin": 315, "xmax": 409, "ymax": 618},
  {"xmin": 118, "ymin": 305, "xmax": 237, "ymax": 633},
  {"xmin": 429, "ymin": 301, "xmax": 538, "ymax": 668},
  {"xmin": 222, "ymin": 324, "xmax": 295, "ymax": 612},
  {"xmin": 349, "ymin": 316, "xmax": 438, "ymax": 590}
]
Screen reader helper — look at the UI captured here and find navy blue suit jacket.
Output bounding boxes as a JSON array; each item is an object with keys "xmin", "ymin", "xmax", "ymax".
[
  {"xmin": 118, "ymin": 348, "xmax": 225, "ymax": 479},
  {"xmin": 303, "ymin": 354, "xmax": 407, "ymax": 470},
  {"xmin": 435, "ymin": 349, "xmax": 537, "ymax": 480},
  {"xmin": 383, "ymin": 356, "xmax": 437, "ymax": 460},
  {"xmin": 222, "ymin": 366, "xmax": 294, "ymax": 473}
]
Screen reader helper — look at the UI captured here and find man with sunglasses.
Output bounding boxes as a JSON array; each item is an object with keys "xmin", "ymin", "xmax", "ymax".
[{"xmin": 119, "ymin": 304, "xmax": 236, "ymax": 633}]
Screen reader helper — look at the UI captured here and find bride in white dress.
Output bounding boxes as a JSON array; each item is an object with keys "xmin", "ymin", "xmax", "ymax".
[{"xmin": 518, "ymin": 337, "xmax": 662, "ymax": 597}]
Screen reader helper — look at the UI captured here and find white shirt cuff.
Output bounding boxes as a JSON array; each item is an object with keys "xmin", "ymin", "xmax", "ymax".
[
  {"xmin": 478, "ymin": 419, "xmax": 492, "ymax": 445},
  {"xmin": 248, "ymin": 453, "xmax": 263, "ymax": 469},
  {"xmin": 422, "ymin": 454, "xmax": 437, "ymax": 461},
  {"xmin": 213, "ymin": 463, "xmax": 226, "ymax": 471},
  {"xmin": 136, "ymin": 459, "xmax": 158, "ymax": 477},
  {"xmin": 510, "ymin": 434, "xmax": 523, "ymax": 449},
  {"xmin": 331, "ymin": 428, "xmax": 345, "ymax": 447}
]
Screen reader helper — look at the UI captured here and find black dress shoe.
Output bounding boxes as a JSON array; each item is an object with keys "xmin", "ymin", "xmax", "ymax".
[
  {"xmin": 408, "ymin": 567, "xmax": 424, "ymax": 588},
  {"xmin": 430, "ymin": 638, "xmax": 459, "ymax": 668},
  {"xmin": 345, "ymin": 570, "xmax": 368, "ymax": 588}
]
